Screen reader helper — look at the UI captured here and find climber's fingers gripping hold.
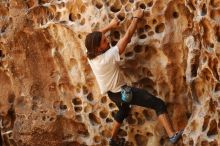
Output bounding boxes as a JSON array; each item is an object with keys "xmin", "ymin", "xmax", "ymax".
[
  {"xmin": 133, "ymin": 8, "xmax": 144, "ymax": 19},
  {"xmin": 109, "ymin": 17, "xmax": 121, "ymax": 29}
]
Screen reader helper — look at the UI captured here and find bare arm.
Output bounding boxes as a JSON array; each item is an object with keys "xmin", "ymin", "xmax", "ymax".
[
  {"xmin": 117, "ymin": 9, "xmax": 144, "ymax": 55},
  {"xmin": 99, "ymin": 18, "xmax": 120, "ymax": 34},
  {"xmin": 117, "ymin": 18, "xmax": 139, "ymax": 54},
  {"xmin": 99, "ymin": 24, "xmax": 112, "ymax": 34}
]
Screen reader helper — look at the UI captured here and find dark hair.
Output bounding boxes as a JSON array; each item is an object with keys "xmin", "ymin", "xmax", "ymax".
[{"xmin": 85, "ymin": 31, "xmax": 102, "ymax": 59}]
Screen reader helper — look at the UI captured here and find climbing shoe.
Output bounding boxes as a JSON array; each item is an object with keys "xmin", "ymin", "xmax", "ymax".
[
  {"xmin": 169, "ymin": 129, "xmax": 184, "ymax": 144},
  {"xmin": 109, "ymin": 138, "xmax": 118, "ymax": 146},
  {"xmin": 109, "ymin": 138, "xmax": 125, "ymax": 146}
]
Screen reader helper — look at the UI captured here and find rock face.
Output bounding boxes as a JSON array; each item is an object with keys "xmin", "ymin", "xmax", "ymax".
[{"xmin": 0, "ymin": 0, "xmax": 219, "ymax": 146}]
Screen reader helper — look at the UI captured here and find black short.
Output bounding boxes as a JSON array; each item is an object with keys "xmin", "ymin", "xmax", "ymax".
[{"xmin": 107, "ymin": 86, "xmax": 167, "ymax": 124}]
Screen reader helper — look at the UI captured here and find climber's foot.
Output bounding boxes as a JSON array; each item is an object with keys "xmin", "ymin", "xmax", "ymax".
[{"xmin": 169, "ymin": 129, "xmax": 184, "ymax": 144}]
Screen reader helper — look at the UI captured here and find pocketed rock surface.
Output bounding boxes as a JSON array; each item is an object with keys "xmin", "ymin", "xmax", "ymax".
[{"xmin": 0, "ymin": 0, "xmax": 220, "ymax": 146}]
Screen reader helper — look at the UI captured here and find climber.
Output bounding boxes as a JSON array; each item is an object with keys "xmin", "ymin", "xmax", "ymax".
[{"xmin": 85, "ymin": 8, "xmax": 183, "ymax": 146}]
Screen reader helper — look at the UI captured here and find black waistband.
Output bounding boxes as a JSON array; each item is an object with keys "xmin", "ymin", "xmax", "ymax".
[{"xmin": 107, "ymin": 91, "xmax": 120, "ymax": 95}]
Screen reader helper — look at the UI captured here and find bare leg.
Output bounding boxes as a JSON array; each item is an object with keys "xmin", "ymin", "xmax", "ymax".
[
  {"xmin": 111, "ymin": 121, "xmax": 121, "ymax": 140},
  {"xmin": 158, "ymin": 113, "xmax": 175, "ymax": 137}
]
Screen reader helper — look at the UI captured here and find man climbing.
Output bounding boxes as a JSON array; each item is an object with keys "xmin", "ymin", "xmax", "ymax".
[{"xmin": 85, "ymin": 8, "xmax": 183, "ymax": 146}]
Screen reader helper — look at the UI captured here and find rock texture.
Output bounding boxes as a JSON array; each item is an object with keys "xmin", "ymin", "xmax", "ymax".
[{"xmin": 0, "ymin": 0, "xmax": 220, "ymax": 146}]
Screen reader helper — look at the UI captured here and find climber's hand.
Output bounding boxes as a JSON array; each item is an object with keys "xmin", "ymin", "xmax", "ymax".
[
  {"xmin": 109, "ymin": 17, "xmax": 120, "ymax": 29},
  {"xmin": 133, "ymin": 9, "xmax": 144, "ymax": 19}
]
